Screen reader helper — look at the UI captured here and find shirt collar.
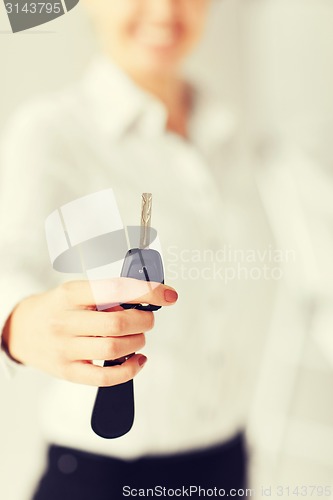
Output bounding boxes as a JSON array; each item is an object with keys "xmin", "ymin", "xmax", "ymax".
[
  {"xmin": 81, "ymin": 56, "xmax": 168, "ymax": 141},
  {"xmin": 81, "ymin": 55, "xmax": 236, "ymax": 147}
]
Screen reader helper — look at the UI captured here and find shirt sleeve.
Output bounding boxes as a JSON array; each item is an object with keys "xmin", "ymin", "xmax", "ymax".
[{"xmin": 0, "ymin": 97, "xmax": 80, "ymax": 376}]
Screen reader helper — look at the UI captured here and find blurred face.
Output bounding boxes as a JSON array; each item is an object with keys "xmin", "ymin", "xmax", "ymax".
[{"xmin": 84, "ymin": 0, "xmax": 211, "ymax": 79}]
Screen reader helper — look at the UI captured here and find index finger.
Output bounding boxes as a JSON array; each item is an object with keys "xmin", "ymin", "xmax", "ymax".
[{"xmin": 60, "ymin": 278, "xmax": 178, "ymax": 309}]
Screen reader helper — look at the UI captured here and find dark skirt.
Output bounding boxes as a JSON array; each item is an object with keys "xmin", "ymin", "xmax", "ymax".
[{"xmin": 32, "ymin": 433, "xmax": 247, "ymax": 500}]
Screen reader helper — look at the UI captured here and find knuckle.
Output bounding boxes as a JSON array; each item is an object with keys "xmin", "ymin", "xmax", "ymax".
[
  {"xmin": 58, "ymin": 281, "xmax": 73, "ymax": 295},
  {"xmin": 48, "ymin": 316, "xmax": 65, "ymax": 336},
  {"xmin": 56, "ymin": 281, "xmax": 74, "ymax": 305},
  {"xmin": 100, "ymin": 315, "xmax": 113, "ymax": 336},
  {"xmin": 138, "ymin": 333, "xmax": 146, "ymax": 349},
  {"xmin": 109, "ymin": 314, "xmax": 125, "ymax": 334},
  {"xmin": 57, "ymin": 281, "xmax": 84, "ymax": 305},
  {"xmin": 146, "ymin": 312, "xmax": 155, "ymax": 330},
  {"xmin": 104, "ymin": 339, "xmax": 118, "ymax": 360}
]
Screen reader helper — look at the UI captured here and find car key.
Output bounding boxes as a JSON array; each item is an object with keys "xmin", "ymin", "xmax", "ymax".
[
  {"xmin": 121, "ymin": 192, "xmax": 164, "ymax": 311},
  {"xmin": 91, "ymin": 193, "xmax": 164, "ymax": 439}
]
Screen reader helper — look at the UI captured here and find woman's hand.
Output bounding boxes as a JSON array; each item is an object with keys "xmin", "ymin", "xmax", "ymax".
[{"xmin": 2, "ymin": 279, "xmax": 178, "ymax": 386}]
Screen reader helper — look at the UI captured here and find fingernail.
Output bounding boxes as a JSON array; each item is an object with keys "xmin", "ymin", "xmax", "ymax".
[
  {"xmin": 164, "ymin": 289, "xmax": 178, "ymax": 303},
  {"xmin": 138, "ymin": 355, "xmax": 147, "ymax": 367}
]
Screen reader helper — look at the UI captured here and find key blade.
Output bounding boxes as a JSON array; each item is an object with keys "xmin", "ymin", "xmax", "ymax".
[{"xmin": 140, "ymin": 193, "xmax": 152, "ymax": 249}]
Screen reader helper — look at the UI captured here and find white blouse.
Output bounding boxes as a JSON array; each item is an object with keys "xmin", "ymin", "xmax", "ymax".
[{"xmin": 0, "ymin": 56, "xmax": 277, "ymax": 459}]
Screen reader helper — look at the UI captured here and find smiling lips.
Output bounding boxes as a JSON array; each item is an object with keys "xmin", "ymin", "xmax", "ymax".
[{"xmin": 133, "ymin": 25, "xmax": 183, "ymax": 50}]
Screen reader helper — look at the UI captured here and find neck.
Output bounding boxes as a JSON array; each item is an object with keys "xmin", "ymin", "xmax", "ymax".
[{"xmin": 129, "ymin": 70, "xmax": 190, "ymax": 138}]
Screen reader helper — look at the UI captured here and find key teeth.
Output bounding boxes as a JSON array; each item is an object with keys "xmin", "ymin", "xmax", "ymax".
[{"xmin": 140, "ymin": 193, "xmax": 153, "ymax": 249}]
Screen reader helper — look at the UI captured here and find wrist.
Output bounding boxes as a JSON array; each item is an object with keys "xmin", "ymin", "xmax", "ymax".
[{"xmin": 1, "ymin": 312, "xmax": 23, "ymax": 365}]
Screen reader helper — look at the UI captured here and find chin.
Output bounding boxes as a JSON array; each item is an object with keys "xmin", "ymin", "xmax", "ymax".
[{"xmin": 133, "ymin": 50, "xmax": 182, "ymax": 78}]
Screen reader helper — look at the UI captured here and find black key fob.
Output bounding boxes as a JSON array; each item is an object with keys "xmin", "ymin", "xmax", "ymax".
[
  {"xmin": 121, "ymin": 248, "xmax": 164, "ymax": 311},
  {"xmin": 90, "ymin": 358, "xmax": 135, "ymax": 439},
  {"xmin": 91, "ymin": 247, "xmax": 164, "ymax": 439}
]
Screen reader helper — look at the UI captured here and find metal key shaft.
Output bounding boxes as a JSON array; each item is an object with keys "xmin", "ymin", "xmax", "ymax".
[{"xmin": 140, "ymin": 193, "xmax": 152, "ymax": 249}]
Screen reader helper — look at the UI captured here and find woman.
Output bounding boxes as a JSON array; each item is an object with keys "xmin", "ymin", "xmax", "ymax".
[{"xmin": 0, "ymin": 1, "xmax": 275, "ymax": 498}]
